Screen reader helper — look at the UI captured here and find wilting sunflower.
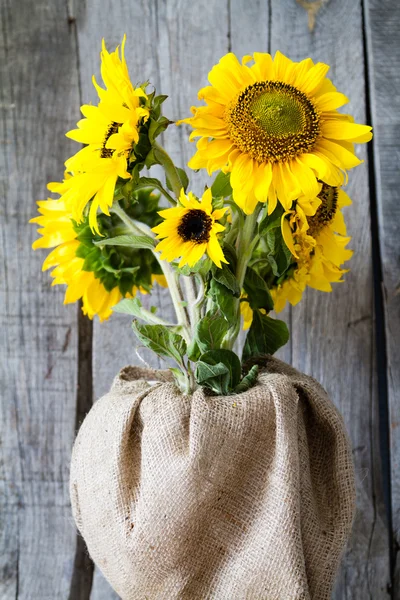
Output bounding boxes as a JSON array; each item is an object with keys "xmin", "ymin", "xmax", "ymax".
[
  {"xmin": 31, "ymin": 192, "xmax": 166, "ymax": 321},
  {"xmin": 59, "ymin": 36, "xmax": 150, "ymax": 234},
  {"xmin": 272, "ymin": 184, "xmax": 353, "ymax": 312},
  {"xmin": 180, "ymin": 52, "xmax": 372, "ymax": 215},
  {"xmin": 152, "ymin": 188, "xmax": 228, "ymax": 268}
]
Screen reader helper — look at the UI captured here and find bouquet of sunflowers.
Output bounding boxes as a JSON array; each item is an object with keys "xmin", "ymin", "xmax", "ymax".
[
  {"xmin": 33, "ymin": 38, "xmax": 371, "ymax": 599},
  {"xmin": 31, "ymin": 38, "xmax": 371, "ymax": 396}
]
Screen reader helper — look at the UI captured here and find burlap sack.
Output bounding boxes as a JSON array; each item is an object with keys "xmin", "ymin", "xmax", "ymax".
[{"xmin": 70, "ymin": 355, "xmax": 355, "ymax": 600}]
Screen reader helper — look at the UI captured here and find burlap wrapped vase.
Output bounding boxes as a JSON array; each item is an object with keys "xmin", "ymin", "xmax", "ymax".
[{"xmin": 70, "ymin": 355, "xmax": 355, "ymax": 600}]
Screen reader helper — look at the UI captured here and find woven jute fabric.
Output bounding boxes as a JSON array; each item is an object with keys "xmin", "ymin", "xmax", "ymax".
[{"xmin": 70, "ymin": 356, "xmax": 355, "ymax": 600}]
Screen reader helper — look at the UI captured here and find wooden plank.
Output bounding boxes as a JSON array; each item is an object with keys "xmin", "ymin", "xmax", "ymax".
[
  {"xmin": 0, "ymin": 0, "xmax": 80, "ymax": 597},
  {"xmin": 74, "ymin": 2, "xmax": 168, "ymax": 595},
  {"xmin": 269, "ymin": 0, "xmax": 391, "ymax": 597},
  {"xmin": 364, "ymin": 0, "xmax": 400, "ymax": 595}
]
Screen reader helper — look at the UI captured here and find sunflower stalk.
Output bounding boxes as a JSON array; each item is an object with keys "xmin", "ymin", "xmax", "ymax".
[
  {"xmin": 112, "ymin": 201, "xmax": 191, "ymax": 343},
  {"xmin": 223, "ymin": 208, "xmax": 261, "ymax": 350}
]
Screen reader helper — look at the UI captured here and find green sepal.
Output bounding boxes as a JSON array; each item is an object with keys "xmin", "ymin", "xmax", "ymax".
[
  {"xmin": 242, "ymin": 310, "xmax": 289, "ymax": 362},
  {"xmin": 132, "ymin": 321, "xmax": 187, "ymax": 367}
]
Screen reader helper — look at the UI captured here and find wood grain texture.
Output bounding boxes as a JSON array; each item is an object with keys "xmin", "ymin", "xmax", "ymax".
[
  {"xmin": 364, "ymin": 0, "xmax": 400, "ymax": 595},
  {"xmin": 1, "ymin": 0, "xmax": 398, "ymax": 597},
  {"xmin": 269, "ymin": 0, "xmax": 391, "ymax": 597},
  {"xmin": 0, "ymin": 0, "xmax": 80, "ymax": 597}
]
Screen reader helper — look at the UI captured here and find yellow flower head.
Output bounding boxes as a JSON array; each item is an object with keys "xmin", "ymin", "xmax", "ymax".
[
  {"xmin": 30, "ymin": 199, "xmax": 123, "ymax": 321},
  {"xmin": 179, "ymin": 52, "xmax": 372, "ymax": 215},
  {"xmin": 152, "ymin": 188, "xmax": 228, "ymax": 268},
  {"xmin": 60, "ymin": 36, "xmax": 150, "ymax": 234},
  {"xmin": 272, "ymin": 184, "xmax": 353, "ymax": 312},
  {"xmin": 31, "ymin": 188, "xmax": 167, "ymax": 321}
]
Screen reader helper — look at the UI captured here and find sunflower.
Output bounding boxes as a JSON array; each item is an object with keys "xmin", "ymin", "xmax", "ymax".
[
  {"xmin": 59, "ymin": 36, "xmax": 150, "ymax": 234},
  {"xmin": 31, "ymin": 192, "xmax": 166, "ymax": 321},
  {"xmin": 272, "ymin": 184, "xmax": 353, "ymax": 312},
  {"xmin": 152, "ymin": 188, "xmax": 228, "ymax": 268},
  {"xmin": 30, "ymin": 199, "xmax": 122, "ymax": 321},
  {"xmin": 179, "ymin": 52, "xmax": 372, "ymax": 215}
]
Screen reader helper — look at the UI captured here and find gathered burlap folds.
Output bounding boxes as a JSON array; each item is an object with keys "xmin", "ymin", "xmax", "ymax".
[{"xmin": 70, "ymin": 355, "xmax": 355, "ymax": 600}]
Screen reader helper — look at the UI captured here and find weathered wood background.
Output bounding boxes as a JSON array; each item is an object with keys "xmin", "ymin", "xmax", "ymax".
[{"xmin": 1, "ymin": 0, "xmax": 399, "ymax": 597}]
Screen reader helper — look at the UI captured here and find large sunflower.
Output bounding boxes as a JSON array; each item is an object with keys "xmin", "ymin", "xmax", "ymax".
[
  {"xmin": 59, "ymin": 36, "xmax": 150, "ymax": 234},
  {"xmin": 180, "ymin": 52, "xmax": 372, "ymax": 215},
  {"xmin": 152, "ymin": 188, "xmax": 228, "ymax": 268}
]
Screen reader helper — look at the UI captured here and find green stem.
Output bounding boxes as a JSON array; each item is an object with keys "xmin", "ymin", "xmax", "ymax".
[
  {"xmin": 153, "ymin": 141, "xmax": 184, "ymax": 198},
  {"xmin": 111, "ymin": 202, "xmax": 152, "ymax": 238},
  {"xmin": 154, "ymin": 259, "xmax": 191, "ymax": 342},
  {"xmin": 223, "ymin": 207, "xmax": 261, "ymax": 350},
  {"xmin": 112, "ymin": 202, "xmax": 191, "ymax": 342},
  {"xmin": 182, "ymin": 275, "xmax": 197, "ymax": 329}
]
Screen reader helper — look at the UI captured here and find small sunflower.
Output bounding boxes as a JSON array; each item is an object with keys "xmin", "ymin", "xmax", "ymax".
[
  {"xmin": 180, "ymin": 52, "xmax": 372, "ymax": 215},
  {"xmin": 152, "ymin": 188, "xmax": 228, "ymax": 268},
  {"xmin": 31, "ymin": 190, "xmax": 166, "ymax": 321},
  {"xmin": 59, "ymin": 36, "xmax": 150, "ymax": 234}
]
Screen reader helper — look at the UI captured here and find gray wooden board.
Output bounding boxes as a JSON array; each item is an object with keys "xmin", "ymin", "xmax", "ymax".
[
  {"xmin": 364, "ymin": 0, "xmax": 400, "ymax": 596},
  {"xmin": 1, "ymin": 0, "xmax": 398, "ymax": 597},
  {"xmin": 0, "ymin": 0, "xmax": 80, "ymax": 597},
  {"xmin": 269, "ymin": 0, "xmax": 391, "ymax": 597}
]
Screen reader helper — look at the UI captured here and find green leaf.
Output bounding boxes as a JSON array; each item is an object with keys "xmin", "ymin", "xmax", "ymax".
[
  {"xmin": 169, "ymin": 367, "xmax": 188, "ymax": 393},
  {"xmin": 234, "ymin": 364, "xmax": 259, "ymax": 394},
  {"xmin": 112, "ymin": 297, "xmax": 163, "ymax": 326},
  {"xmin": 242, "ymin": 310, "xmax": 290, "ymax": 362},
  {"xmin": 212, "ymin": 262, "xmax": 240, "ymax": 297},
  {"xmin": 148, "ymin": 117, "xmax": 170, "ymax": 143},
  {"xmin": 222, "ymin": 243, "xmax": 238, "ymax": 271},
  {"xmin": 166, "ymin": 167, "xmax": 189, "ymax": 193},
  {"xmin": 243, "ymin": 267, "xmax": 274, "ymax": 312},
  {"xmin": 195, "ymin": 361, "xmax": 230, "ymax": 395},
  {"xmin": 132, "ymin": 322, "xmax": 187, "ymax": 366},
  {"xmin": 133, "ymin": 176, "xmax": 175, "ymax": 204},
  {"xmin": 187, "ymin": 338, "xmax": 201, "ymax": 362},
  {"xmin": 196, "ymin": 311, "xmax": 229, "ymax": 353},
  {"xmin": 208, "ymin": 279, "xmax": 236, "ymax": 325},
  {"xmin": 211, "ymin": 171, "xmax": 233, "ymax": 198},
  {"xmin": 177, "ymin": 257, "xmax": 212, "ymax": 276},
  {"xmin": 195, "ymin": 349, "xmax": 241, "ymax": 395},
  {"xmin": 93, "ymin": 234, "xmax": 155, "ymax": 250},
  {"xmin": 258, "ymin": 203, "xmax": 284, "ymax": 236}
]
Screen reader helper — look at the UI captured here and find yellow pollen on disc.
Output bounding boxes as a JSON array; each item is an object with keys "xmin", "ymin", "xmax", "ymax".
[{"xmin": 225, "ymin": 81, "xmax": 320, "ymax": 163}]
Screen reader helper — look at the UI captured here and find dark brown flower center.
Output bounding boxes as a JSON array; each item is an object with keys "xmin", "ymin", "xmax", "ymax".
[
  {"xmin": 177, "ymin": 209, "xmax": 212, "ymax": 243},
  {"xmin": 101, "ymin": 121, "xmax": 122, "ymax": 158},
  {"xmin": 225, "ymin": 81, "xmax": 320, "ymax": 163},
  {"xmin": 308, "ymin": 183, "xmax": 338, "ymax": 235}
]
